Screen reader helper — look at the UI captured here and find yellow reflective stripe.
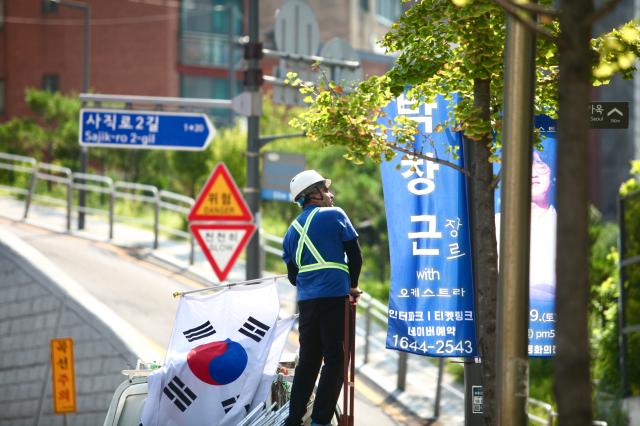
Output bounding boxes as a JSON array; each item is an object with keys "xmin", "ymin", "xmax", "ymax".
[
  {"xmin": 299, "ymin": 263, "xmax": 349, "ymax": 273},
  {"xmin": 292, "ymin": 208, "xmax": 349, "ymax": 274},
  {"xmin": 303, "ymin": 235, "xmax": 325, "ymax": 264},
  {"xmin": 294, "ymin": 208, "xmax": 324, "ymax": 267},
  {"xmin": 293, "ymin": 222, "xmax": 304, "ymax": 267},
  {"xmin": 295, "ymin": 208, "xmax": 319, "ymax": 265}
]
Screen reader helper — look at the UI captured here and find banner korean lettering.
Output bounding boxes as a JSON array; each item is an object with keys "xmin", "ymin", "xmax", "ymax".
[{"xmin": 381, "ymin": 93, "xmax": 478, "ymax": 357}]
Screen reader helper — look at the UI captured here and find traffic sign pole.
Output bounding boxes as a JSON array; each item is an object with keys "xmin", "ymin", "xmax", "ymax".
[{"xmin": 245, "ymin": 0, "xmax": 262, "ymax": 280}]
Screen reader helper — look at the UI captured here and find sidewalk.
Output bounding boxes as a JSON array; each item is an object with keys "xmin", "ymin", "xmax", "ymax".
[{"xmin": 0, "ymin": 194, "xmax": 464, "ymax": 425}]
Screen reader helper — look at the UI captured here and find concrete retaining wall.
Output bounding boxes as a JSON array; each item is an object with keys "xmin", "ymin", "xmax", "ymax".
[{"xmin": 0, "ymin": 230, "xmax": 159, "ymax": 426}]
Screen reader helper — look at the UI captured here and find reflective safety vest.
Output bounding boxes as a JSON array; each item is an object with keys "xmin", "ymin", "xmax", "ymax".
[{"xmin": 291, "ymin": 207, "xmax": 349, "ymax": 274}]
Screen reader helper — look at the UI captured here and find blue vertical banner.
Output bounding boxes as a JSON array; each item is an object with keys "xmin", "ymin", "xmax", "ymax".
[
  {"xmin": 381, "ymin": 93, "xmax": 478, "ymax": 357},
  {"xmin": 528, "ymin": 116, "xmax": 557, "ymax": 357},
  {"xmin": 495, "ymin": 115, "xmax": 557, "ymax": 357}
]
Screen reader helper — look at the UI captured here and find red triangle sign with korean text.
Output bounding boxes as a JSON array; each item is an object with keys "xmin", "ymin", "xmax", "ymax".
[
  {"xmin": 189, "ymin": 163, "xmax": 253, "ymax": 222},
  {"xmin": 190, "ymin": 223, "xmax": 256, "ymax": 281}
]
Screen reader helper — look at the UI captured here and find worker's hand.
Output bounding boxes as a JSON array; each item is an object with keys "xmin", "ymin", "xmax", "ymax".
[{"xmin": 349, "ymin": 287, "xmax": 363, "ymax": 304}]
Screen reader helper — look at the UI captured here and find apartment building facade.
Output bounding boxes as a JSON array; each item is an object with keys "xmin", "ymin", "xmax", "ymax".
[{"xmin": 0, "ymin": 0, "xmax": 397, "ymax": 124}]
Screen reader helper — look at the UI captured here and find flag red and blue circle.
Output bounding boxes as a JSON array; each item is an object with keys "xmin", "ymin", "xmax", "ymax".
[{"xmin": 187, "ymin": 339, "xmax": 248, "ymax": 385}]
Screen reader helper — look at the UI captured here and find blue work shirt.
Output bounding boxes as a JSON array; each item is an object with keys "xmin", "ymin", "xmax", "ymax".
[{"xmin": 282, "ymin": 205, "xmax": 358, "ymax": 301}]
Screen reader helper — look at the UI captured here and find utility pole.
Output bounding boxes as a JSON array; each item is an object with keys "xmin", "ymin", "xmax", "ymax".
[
  {"xmin": 496, "ymin": 3, "xmax": 537, "ymax": 425},
  {"xmin": 50, "ymin": 0, "xmax": 90, "ymax": 230},
  {"xmin": 244, "ymin": 0, "xmax": 263, "ymax": 280},
  {"xmin": 227, "ymin": 2, "xmax": 236, "ymax": 124},
  {"xmin": 462, "ymin": 134, "xmax": 485, "ymax": 425}
]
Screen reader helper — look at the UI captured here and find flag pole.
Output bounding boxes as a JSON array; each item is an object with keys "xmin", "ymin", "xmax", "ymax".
[{"xmin": 173, "ymin": 274, "xmax": 287, "ymax": 298}]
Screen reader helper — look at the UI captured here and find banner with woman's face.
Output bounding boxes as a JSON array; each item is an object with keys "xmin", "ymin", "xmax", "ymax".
[{"xmin": 495, "ymin": 115, "xmax": 557, "ymax": 357}]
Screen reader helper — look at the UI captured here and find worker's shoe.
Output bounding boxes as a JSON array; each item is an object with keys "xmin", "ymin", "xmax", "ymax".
[{"xmin": 310, "ymin": 422, "xmax": 330, "ymax": 426}]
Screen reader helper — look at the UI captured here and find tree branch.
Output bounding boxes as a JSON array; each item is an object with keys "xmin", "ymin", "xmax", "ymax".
[
  {"xmin": 587, "ymin": 0, "xmax": 623, "ymax": 25},
  {"xmin": 498, "ymin": 0, "xmax": 560, "ymax": 17},
  {"xmin": 387, "ymin": 143, "xmax": 471, "ymax": 177},
  {"xmin": 491, "ymin": 169, "xmax": 502, "ymax": 190},
  {"xmin": 491, "ymin": 0, "xmax": 559, "ymax": 41}
]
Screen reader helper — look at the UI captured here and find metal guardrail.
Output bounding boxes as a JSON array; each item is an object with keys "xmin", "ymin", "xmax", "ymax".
[
  {"xmin": 159, "ymin": 190, "xmax": 196, "ymax": 264},
  {"xmin": 526, "ymin": 398, "xmax": 608, "ymax": 426},
  {"xmin": 114, "ymin": 181, "xmax": 160, "ymax": 248},
  {"xmin": 0, "ymin": 153, "xmax": 36, "ymax": 199},
  {"xmin": 0, "ymin": 154, "xmax": 198, "ymax": 260},
  {"xmin": 26, "ymin": 162, "xmax": 73, "ymax": 231},
  {"xmin": 72, "ymin": 172, "xmax": 115, "ymax": 238}
]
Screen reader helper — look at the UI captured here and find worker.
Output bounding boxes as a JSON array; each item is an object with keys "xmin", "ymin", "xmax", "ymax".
[{"xmin": 281, "ymin": 170, "xmax": 363, "ymax": 426}]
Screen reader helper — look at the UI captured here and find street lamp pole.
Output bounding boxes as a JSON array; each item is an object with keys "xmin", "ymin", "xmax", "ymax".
[
  {"xmin": 496, "ymin": 3, "xmax": 537, "ymax": 425},
  {"xmin": 50, "ymin": 0, "xmax": 90, "ymax": 230}
]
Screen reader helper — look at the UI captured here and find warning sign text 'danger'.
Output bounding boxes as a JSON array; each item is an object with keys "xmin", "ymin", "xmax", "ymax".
[{"xmin": 189, "ymin": 163, "xmax": 252, "ymax": 222}]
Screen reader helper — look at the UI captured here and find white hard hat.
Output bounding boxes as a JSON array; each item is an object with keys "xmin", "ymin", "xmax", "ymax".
[{"xmin": 289, "ymin": 170, "xmax": 331, "ymax": 201}]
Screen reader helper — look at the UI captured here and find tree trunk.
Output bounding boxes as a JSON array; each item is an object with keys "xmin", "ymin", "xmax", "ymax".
[
  {"xmin": 468, "ymin": 77, "xmax": 499, "ymax": 425},
  {"xmin": 555, "ymin": 0, "xmax": 594, "ymax": 422}
]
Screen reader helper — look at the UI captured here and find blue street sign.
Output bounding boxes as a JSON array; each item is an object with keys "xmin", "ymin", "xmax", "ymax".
[
  {"xmin": 79, "ymin": 108, "xmax": 215, "ymax": 150},
  {"xmin": 380, "ymin": 93, "xmax": 478, "ymax": 357}
]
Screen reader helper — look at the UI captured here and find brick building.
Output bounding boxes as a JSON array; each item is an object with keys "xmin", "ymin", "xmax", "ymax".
[{"xmin": 0, "ymin": 0, "xmax": 396, "ymax": 124}]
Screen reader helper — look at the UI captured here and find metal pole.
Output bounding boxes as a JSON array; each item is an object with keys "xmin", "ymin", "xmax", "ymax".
[
  {"xmin": 108, "ymin": 188, "xmax": 114, "ymax": 240},
  {"xmin": 617, "ymin": 195, "xmax": 629, "ymax": 397},
  {"xmin": 464, "ymin": 357, "xmax": 484, "ymax": 424},
  {"xmin": 153, "ymin": 194, "xmax": 160, "ymax": 249},
  {"xmin": 245, "ymin": 0, "xmax": 262, "ymax": 280},
  {"xmin": 496, "ymin": 4, "xmax": 537, "ymax": 425},
  {"xmin": 78, "ymin": 2, "xmax": 90, "ymax": 229},
  {"xmin": 23, "ymin": 163, "xmax": 38, "ymax": 220},
  {"xmin": 462, "ymin": 136, "xmax": 484, "ymax": 426},
  {"xmin": 397, "ymin": 352, "xmax": 408, "ymax": 391},
  {"xmin": 341, "ymin": 298, "xmax": 349, "ymax": 426},
  {"xmin": 66, "ymin": 179, "xmax": 72, "ymax": 232},
  {"xmin": 48, "ymin": 0, "xmax": 90, "ymax": 229},
  {"xmin": 434, "ymin": 358, "xmax": 444, "ymax": 419},
  {"xmin": 364, "ymin": 304, "xmax": 371, "ymax": 364},
  {"xmin": 228, "ymin": 3, "xmax": 236, "ymax": 124}
]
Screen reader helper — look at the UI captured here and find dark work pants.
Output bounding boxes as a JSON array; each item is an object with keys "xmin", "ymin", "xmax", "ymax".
[{"xmin": 285, "ymin": 296, "xmax": 345, "ymax": 426}]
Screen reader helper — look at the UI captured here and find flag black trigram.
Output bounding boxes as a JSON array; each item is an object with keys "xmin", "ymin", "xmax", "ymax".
[
  {"xmin": 221, "ymin": 395, "xmax": 250, "ymax": 414},
  {"xmin": 163, "ymin": 376, "xmax": 197, "ymax": 412},
  {"xmin": 238, "ymin": 316, "xmax": 270, "ymax": 342},
  {"xmin": 182, "ymin": 320, "xmax": 216, "ymax": 342}
]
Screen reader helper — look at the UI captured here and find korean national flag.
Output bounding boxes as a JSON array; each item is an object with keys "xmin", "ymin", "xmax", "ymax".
[{"xmin": 140, "ymin": 281, "xmax": 294, "ymax": 426}]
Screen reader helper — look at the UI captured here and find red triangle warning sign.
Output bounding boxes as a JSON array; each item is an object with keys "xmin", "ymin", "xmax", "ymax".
[
  {"xmin": 189, "ymin": 163, "xmax": 253, "ymax": 222},
  {"xmin": 190, "ymin": 223, "xmax": 256, "ymax": 281}
]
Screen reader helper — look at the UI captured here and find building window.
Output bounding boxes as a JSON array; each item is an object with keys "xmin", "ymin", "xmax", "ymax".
[
  {"xmin": 42, "ymin": 74, "xmax": 59, "ymax": 93},
  {"xmin": 180, "ymin": 0, "xmax": 244, "ymax": 67},
  {"xmin": 42, "ymin": 0, "xmax": 59, "ymax": 14},
  {"xmin": 360, "ymin": 0, "xmax": 369, "ymax": 12},
  {"xmin": 180, "ymin": 74, "xmax": 240, "ymax": 126},
  {"xmin": 0, "ymin": 80, "xmax": 5, "ymax": 115},
  {"xmin": 376, "ymin": 0, "xmax": 401, "ymax": 23},
  {"xmin": 0, "ymin": 0, "xmax": 4, "ymax": 29}
]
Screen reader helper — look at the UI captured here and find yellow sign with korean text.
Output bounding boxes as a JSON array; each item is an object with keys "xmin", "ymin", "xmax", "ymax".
[
  {"xmin": 51, "ymin": 338, "xmax": 76, "ymax": 413},
  {"xmin": 188, "ymin": 163, "xmax": 253, "ymax": 222}
]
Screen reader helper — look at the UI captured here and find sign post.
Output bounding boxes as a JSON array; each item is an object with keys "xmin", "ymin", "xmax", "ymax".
[
  {"xmin": 589, "ymin": 101, "xmax": 629, "ymax": 129},
  {"xmin": 79, "ymin": 108, "xmax": 216, "ymax": 150},
  {"xmin": 51, "ymin": 338, "xmax": 76, "ymax": 417},
  {"xmin": 261, "ymin": 152, "xmax": 306, "ymax": 202},
  {"xmin": 189, "ymin": 163, "xmax": 256, "ymax": 281}
]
